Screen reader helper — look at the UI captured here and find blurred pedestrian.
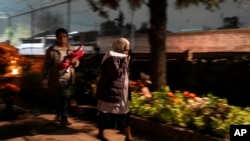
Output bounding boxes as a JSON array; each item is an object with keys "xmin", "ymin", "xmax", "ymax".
[
  {"xmin": 95, "ymin": 38, "xmax": 133, "ymax": 141},
  {"xmin": 42, "ymin": 28, "xmax": 79, "ymax": 126}
]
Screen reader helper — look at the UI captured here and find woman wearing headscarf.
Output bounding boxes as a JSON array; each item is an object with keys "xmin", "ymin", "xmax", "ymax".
[{"xmin": 95, "ymin": 37, "xmax": 133, "ymax": 141}]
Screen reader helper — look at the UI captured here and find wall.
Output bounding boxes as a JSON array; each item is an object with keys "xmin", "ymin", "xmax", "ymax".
[
  {"xmin": 97, "ymin": 28, "xmax": 250, "ymax": 54},
  {"xmin": 25, "ymin": 28, "xmax": 250, "ymax": 75},
  {"xmin": 167, "ymin": 28, "xmax": 250, "ymax": 53}
]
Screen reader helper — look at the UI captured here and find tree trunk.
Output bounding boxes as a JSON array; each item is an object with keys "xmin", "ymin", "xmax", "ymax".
[{"xmin": 149, "ymin": 0, "xmax": 167, "ymax": 90}]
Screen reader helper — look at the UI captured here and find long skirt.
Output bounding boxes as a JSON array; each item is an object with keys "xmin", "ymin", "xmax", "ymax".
[{"xmin": 96, "ymin": 111, "xmax": 130, "ymax": 130}]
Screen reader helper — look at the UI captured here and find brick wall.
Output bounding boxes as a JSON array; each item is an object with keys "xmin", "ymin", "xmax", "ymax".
[
  {"xmin": 97, "ymin": 28, "xmax": 250, "ymax": 53},
  {"xmin": 167, "ymin": 28, "xmax": 250, "ymax": 52}
]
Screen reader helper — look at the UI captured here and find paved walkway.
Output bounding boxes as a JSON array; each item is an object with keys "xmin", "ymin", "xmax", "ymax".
[{"xmin": 0, "ymin": 104, "xmax": 166, "ymax": 141}]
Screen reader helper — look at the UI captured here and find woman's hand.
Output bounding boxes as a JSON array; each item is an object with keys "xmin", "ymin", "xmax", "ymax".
[{"xmin": 125, "ymin": 55, "xmax": 131, "ymax": 63}]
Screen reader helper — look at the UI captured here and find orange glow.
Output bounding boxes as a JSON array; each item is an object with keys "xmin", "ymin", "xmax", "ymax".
[
  {"xmin": 10, "ymin": 60, "xmax": 17, "ymax": 64},
  {"xmin": 4, "ymin": 58, "xmax": 22, "ymax": 77},
  {"xmin": 11, "ymin": 68, "xmax": 19, "ymax": 75}
]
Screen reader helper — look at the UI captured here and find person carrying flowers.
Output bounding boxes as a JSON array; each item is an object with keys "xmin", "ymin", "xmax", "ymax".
[{"xmin": 42, "ymin": 28, "xmax": 82, "ymax": 126}]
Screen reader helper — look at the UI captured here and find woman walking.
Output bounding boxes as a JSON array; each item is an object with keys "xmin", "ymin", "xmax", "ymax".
[{"xmin": 95, "ymin": 38, "xmax": 133, "ymax": 141}]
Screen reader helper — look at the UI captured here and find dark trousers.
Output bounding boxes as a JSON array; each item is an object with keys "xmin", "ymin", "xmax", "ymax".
[
  {"xmin": 57, "ymin": 82, "xmax": 71, "ymax": 123},
  {"xmin": 97, "ymin": 111, "xmax": 130, "ymax": 130}
]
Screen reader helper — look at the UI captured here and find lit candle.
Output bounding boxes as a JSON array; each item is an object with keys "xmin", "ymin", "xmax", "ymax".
[{"xmin": 11, "ymin": 68, "xmax": 19, "ymax": 75}]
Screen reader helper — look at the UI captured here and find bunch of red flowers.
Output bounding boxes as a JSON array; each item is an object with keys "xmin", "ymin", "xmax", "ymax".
[{"xmin": 60, "ymin": 45, "xmax": 85, "ymax": 68}]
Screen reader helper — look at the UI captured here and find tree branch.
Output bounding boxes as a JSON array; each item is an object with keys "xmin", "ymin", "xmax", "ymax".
[{"xmin": 142, "ymin": 0, "xmax": 149, "ymax": 7}]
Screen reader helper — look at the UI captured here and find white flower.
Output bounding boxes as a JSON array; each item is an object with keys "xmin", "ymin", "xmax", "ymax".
[
  {"xmin": 187, "ymin": 99, "xmax": 194, "ymax": 104},
  {"xmin": 194, "ymin": 97, "xmax": 202, "ymax": 102},
  {"xmin": 202, "ymin": 97, "xmax": 211, "ymax": 105}
]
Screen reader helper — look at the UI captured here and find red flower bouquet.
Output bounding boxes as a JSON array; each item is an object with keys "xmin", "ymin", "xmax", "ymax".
[{"xmin": 60, "ymin": 45, "xmax": 85, "ymax": 68}]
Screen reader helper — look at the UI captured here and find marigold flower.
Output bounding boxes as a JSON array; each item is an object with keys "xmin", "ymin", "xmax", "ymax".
[
  {"xmin": 130, "ymin": 81, "xmax": 137, "ymax": 85},
  {"xmin": 167, "ymin": 91, "xmax": 174, "ymax": 97},
  {"xmin": 182, "ymin": 91, "xmax": 189, "ymax": 97},
  {"xmin": 188, "ymin": 93, "xmax": 196, "ymax": 98},
  {"xmin": 173, "ymin": 98, "xmax": 181, "ymax": 104},
  {"xmin": 129, "ymin": 81, "xmax": 137, "ymax": 88}
]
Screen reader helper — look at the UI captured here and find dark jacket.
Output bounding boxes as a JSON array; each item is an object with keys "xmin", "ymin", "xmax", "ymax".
[{"xmin": 95, "ymin": 56, "xmax": 128, "ymax": 103}]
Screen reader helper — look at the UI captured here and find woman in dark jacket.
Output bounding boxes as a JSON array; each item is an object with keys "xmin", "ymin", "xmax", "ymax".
[{"xmin": 95, "ymin": 38, "xmax": 133, "ymax": 141}]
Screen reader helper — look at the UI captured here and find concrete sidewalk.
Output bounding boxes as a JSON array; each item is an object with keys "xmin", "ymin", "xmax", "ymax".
[
  {"xmin": 0, "ymin": 114, "xmax": 124, "ymax": 141},
  {"xmin": 0, "ymin": 104, "xmax": 165, "ymax": 141},
  {"xmin": 0, "ymin": 105, "xmax": 126, "ymax": 141}
]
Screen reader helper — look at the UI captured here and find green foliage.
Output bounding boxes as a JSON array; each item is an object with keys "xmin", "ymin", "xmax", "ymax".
[
  {"xmin": 3, "ymin": 27, "xmax": 14, "ymax": 40},
  {"xmin": 1, "ymin": 24, "xmax": 31, "ymax": 46},
  {"xmin": 129, "ymin": 86, "xmax": 250, "ymax": 139}
]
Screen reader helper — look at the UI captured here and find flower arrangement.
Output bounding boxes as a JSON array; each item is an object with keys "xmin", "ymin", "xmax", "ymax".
[
  {"xmin": 129, "ymin": 76, "xmax": 250, "ymax": 139},
  {"xmin": 0, "ymin": 82, "xmax": 21, "ymax": 111}
]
